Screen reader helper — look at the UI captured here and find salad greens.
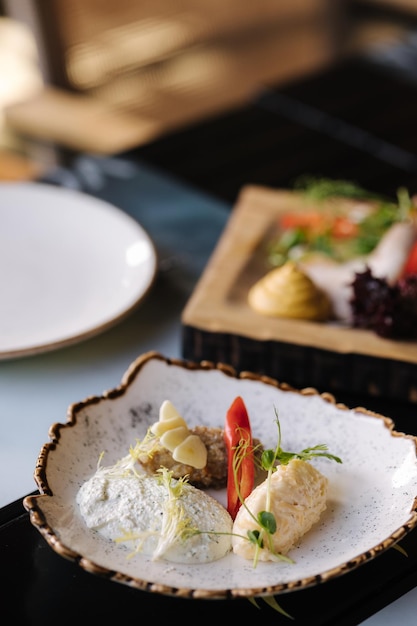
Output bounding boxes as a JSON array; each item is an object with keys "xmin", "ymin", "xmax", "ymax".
[{"xmin": 268, "ymin": 177, "xmax": 414, "ymax": 266}]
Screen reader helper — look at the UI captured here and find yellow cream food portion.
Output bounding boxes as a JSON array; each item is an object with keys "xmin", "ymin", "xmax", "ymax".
[{"xmin": 248, "ymin": 261, "xmax": 331, "ymax": 321}]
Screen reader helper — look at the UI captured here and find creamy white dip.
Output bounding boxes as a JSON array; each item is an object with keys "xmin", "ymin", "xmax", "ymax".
[{"xmin": 76, "ymin": 457, "xmax": 233, "ymax": 564}]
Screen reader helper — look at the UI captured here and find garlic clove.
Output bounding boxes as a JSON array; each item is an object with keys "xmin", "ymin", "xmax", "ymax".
[
  {"xmin": 151, "ymin": 415, "xmax": 187, "ymax": 437},
  {"xmin": 173, "ymin": 434, "xmax": 207, "ymax": 469},
  {"xmin": 159, "ymin": 399, "xmax": 181, "ymax": 422},
  {"xmin": 160, "ymin": 426, "xmax": 189, "ymax": 452}
]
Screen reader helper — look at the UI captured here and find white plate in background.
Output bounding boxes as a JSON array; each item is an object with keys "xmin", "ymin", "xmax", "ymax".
[{"xmin": 0, "ymin": 182, "xmax": 157, "ymax": 358}]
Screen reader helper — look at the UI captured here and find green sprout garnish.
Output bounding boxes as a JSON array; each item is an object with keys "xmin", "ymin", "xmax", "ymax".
[
  {"xmin": 392, "ymin": 543, "xmax": 408, "ymax": 557},
  {"xmin": 268, "ymin": 177, "xmax": 417, "ymax": 267},
  {"xmin": 129, "ymin": 428, "xmax": 160, "ymax": 462},
  {"xmin": 264, "ymin": 409, "xmax": 343, "ymax": 468},
  {"xmin": 293, "ymin": 175, "xmax": 383, "ymax": 201},
  {"xmin": 249, "ymin": 594, "xmax": 294, "ymax": 619},
  {"xmin": 152, "ymin": 467, "xmax": 198, "ymax": 559}
]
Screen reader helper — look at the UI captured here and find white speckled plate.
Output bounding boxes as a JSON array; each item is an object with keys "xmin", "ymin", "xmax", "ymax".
[
  {"xmin": 24, "ymin": 352, "xmax": 417, "ymax": 600},
  {"xmin": 0, "ymin": 182, "xmax": 157, "ymax": 359}
]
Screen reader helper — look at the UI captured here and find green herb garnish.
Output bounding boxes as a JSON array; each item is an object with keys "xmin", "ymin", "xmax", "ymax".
[
  {"xmin": 268, "ymin": 177, "xmax": 415, "ymax": 267},
  {"xmin": 293, "ymin": 176, "xmax": 385, "ymax": 201}
]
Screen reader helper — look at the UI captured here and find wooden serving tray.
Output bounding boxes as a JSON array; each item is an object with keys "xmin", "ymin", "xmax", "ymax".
[{"xmin": 181, "ymin": 185, "xmax": 417, "ymax": 403}]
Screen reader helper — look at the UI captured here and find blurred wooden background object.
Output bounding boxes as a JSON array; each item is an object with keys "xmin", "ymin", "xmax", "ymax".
[
  {"xmin": 2, "ymin": 0, "xmax": 417, "ymax": 175},
  {"xmin": 1, "ymin": 0, "xmax": 345, "ymax": 162}
]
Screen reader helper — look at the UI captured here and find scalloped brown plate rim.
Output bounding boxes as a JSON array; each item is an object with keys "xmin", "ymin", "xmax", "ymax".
[{"xmin": 23, "ymin": 351, "xmax": 417, "ymax": 600}]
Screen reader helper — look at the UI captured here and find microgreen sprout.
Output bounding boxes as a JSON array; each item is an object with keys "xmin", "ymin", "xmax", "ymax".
[
  {"xmin": 152, "ymin": 468, "xmax": 198, "ymax": 559},
  {"xmin": 249, "ymin": 595, "xmax": 294, "ymax": 619},
  {"xmin": 392, "ymin": 543, "xmax": 408, "ymax": 557},
  {"xmin": 129, "ymin": 428, "xmax": 160, "ymax": 462},
  {"xmin": 264, "ymin": 407, "xmax": 343, "ymax": 468},
  {"xmin": 230, "ymin": 433, "xmax": 256, "ymax": 512}
]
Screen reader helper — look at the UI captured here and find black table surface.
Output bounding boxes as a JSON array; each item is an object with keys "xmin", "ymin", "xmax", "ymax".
[{"xmin": 3, "ymin": 50, "xmax": 417, "ymax": 625}]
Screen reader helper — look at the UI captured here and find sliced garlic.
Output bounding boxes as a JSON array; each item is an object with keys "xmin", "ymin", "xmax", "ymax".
[
  {"xmin": 160, "ymin": 426, "xmax": 189, "ymax": 452},
  {"xmin": 173, "ymin": 434, "xmax": 208, "ymax": 469},
  {"xmin": 150, "ymin": 400, "xmax": 208, "ymax": 469},
  {"xmin": 150, "ymin": 415, "xmax": 187, "ymax": 437},
  {"xmin": 159, "ymin": 399, "xmax": 181, "ymax": 422}
]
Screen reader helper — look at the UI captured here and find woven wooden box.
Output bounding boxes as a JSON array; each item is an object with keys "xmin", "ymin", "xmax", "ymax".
[{"xmin": 181, "ymin": 185, "xmax": 417, "ymax": 403}]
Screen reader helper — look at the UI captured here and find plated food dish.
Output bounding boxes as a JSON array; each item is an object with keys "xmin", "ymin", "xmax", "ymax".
[
  {"xmin": 0, "ymin": 182, "xmax": 157, "ymax": 359},
  {"xmin": 181, "ymin": 184, "xmax": 417, "ymax": 402},
  {"xmin": 259, "ymin": 178, "xmax": 417, "ymax": 333},
  {"xmin": 24, "ymin": 351, "xmax": 417, "ymax": 599}
]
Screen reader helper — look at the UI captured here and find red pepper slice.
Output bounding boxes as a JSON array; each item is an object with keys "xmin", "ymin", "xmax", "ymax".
[{"xmin": 224, "ymin": 396, "xmax": 254, "ymax": 520}]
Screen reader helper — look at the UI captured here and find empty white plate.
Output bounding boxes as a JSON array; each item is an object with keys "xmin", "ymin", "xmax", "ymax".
[{"xmin": 0, "ymin": 182, "xmax": 157, "ymax": 358}]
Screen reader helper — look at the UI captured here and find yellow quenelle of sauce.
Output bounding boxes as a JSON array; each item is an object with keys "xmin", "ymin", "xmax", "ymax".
[{"xmin": 248, "ymin": 260, "xmax": 332, "ymax": 321}]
